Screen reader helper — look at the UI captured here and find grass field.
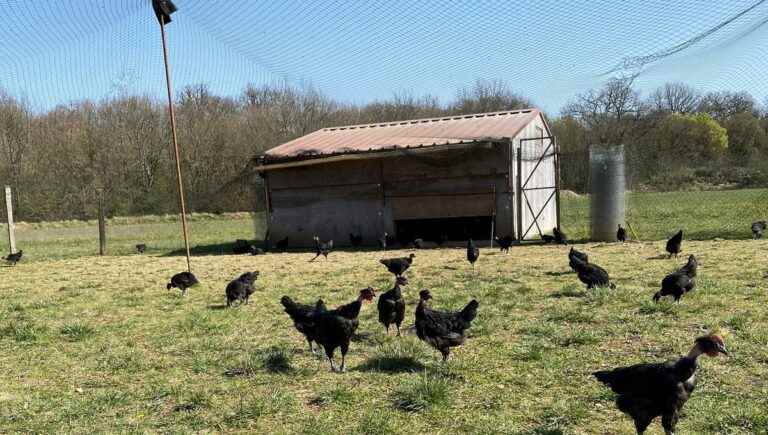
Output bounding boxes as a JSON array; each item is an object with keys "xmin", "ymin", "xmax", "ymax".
[
  {"xmin": 0, "ymin": 213, "xmax": 263, "ymax": 262},
  {"xmin": 561, "ymin": 188, "xmax": 768, "ymax": 241},
  {"xmin": 0, "ymin": 190, "xmax": 766, "ymax": 433}
]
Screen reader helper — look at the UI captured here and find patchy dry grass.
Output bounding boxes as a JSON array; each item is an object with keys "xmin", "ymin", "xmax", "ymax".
[{"xmin": 0, "ymin": 235, "xmax": 767, "ymax": 433}]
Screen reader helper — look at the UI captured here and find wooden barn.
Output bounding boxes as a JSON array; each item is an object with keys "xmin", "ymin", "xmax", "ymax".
[{"xmin": 255, "ymin": 109, "xmax": 560, "ymax": 247}]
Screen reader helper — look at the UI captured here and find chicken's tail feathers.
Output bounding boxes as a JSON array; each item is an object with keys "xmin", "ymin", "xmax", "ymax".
[
  {"xmin": 592, "ymin": 370, "xmax": 614, "ymax": 385},
  {"xmin": 461, "ymin": 299, "xmax": 479, "ymax": 322}
]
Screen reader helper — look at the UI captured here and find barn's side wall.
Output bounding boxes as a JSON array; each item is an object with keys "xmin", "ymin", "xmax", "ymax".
[{"xmin": 264, "ymin": 144, "xmax": 513, "ymax": 247}]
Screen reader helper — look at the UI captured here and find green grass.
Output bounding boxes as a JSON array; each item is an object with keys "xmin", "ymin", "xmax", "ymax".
[
  {"xmin": 0, "ymin": 192, "xmax": 766, "ymax": 432},
  {"xmin": 392, "ymin": 373, "xmax": 452, "ymax": 412},
  {"xmin": 0, "ymin": 212, "xmax": 263, "ymax": 262},
  {"xmin": 561, "ymin": 188, "xmax": 768, "ymax": 241}
]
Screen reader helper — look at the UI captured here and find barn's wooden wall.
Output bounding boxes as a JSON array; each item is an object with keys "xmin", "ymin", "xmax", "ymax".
[{"xmin": 265, "ymin": 144, "xmax": 513, "ymax": 246}]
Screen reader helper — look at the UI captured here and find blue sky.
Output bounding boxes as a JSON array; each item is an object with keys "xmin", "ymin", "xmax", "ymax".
[{"xmin": 1, "ymin": 0, "xmax": 767, "ymax": 113}]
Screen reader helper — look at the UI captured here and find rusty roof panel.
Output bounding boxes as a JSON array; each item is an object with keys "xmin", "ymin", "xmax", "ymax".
[{"xmin": 261, "ymin": 109, "xmax": 540, "ymax": 162}]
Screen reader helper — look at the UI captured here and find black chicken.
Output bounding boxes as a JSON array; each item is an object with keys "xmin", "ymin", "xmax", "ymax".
[
  {"xmin": 412, "ymin": 238, "xmax": 425, "ymax": 249},
  {"xmin": 232, "ymin": 239, "xmax": 254, "ymax": 255},
  {"xmin": 136, "ymin": 244, "xmax": 147, "ymax": 254},
  {"xmin": 377, "ymin": 276, "xmax": 408, "ymax": 336},
  {"xmin": 314, "ymin": 287, "xmax": 376, "ymax": 372},
  {"xmin": 553, "ymin": 227, "xmax": 568, "ymax": 245},
  {"xmin": 541, "ymin": 234, "xmax": 556, "ymax": 244},
  {"xmin": 467, "ymin": 239, "xmax": 479, "ymax": 269},
  {"xmin": 380, "ymin": 253, "xmax": 415, "ymax": 277},
  {"xmin": 275, "ymin": 237, "xmax": 289, "ymax": 250},
  {"xmin": 415, "ymin": 289, "xmax": 479, "ymax": 361},
  {"xmin": 654, "ymin": 255, "xmax": 697, "ymax": 303},
  {"xmin": 4, "ymin": 250, "xmax": 23, "ymax": 266},
  {"xmin": 666, "ymin": 230, "xmax": 683, "ymax": 258},
  {"xmin": 280, "ymin": 296, "xmax": 327, "ymax": 354},
  {"xmin": 495, "ymin": 235, "xmax": 513, "ymax": 253},
  {"xmin": 568, "ymin": 247, "xmax": 589, "ymax": 272},
  {"xmin": 617, "ymin": 225, "xmax": 627, "ymax": 242},
  {"xmin": 751, "ymin": 221, "xmax": 767, "ymax": 239},
  {"xmin": 349, "ymin": 233, "xmax": 363, "ymax": 247},
  {"xmin": 225, "ymin": 271, "xmax": 259, "ymax": 307},
  {"xmin": 570, "ymin": 255, "xmax": 614, "ymax": 289},
  {"xmin": 310, "ymin": 236, "xmax": 333, "ymax": 261},
  {"xmin": 166, "ymin": 271, "xmax": 198, "ymax": 296},
  {"xmin": 593, "ymin": 334, "xmax": 727, "ymax": 434}
]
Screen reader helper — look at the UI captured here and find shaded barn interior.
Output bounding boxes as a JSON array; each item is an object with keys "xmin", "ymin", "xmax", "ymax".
[{"xmin": 256, "ymin": 109, "xmax": 559, "ymax": 247}]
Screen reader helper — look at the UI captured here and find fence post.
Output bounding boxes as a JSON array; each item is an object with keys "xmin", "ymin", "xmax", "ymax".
[
  {"xmin": 516, "ymin": 147, "xmax": 523, "ymax": 241},
  {"xmin": 98, "ymin": 191, "xmax": 107, "ymax": 256},
  {"xmin": 5, "ymin": 186, "xmax": 16, "ymax": 255}
]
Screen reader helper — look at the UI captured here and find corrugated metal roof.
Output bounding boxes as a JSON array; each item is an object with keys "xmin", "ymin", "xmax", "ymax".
[{"xmin": 261, "ymin": 108, "xmax": 541, "ymax": 163}]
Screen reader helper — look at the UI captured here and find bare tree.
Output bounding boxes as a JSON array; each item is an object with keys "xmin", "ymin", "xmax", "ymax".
[
  {"xmin": 0, "ymin": 90, "xmax": 31, "ymax": 210},
  {"xmin": 451, "ymin": 79, "xmax": 532, "ymax": 115},
  {"xmin": 698, "ymin": 90, "xmax": 757, "ymax": 120},
  {"xmin": 562, "ymin": 76, "xmax": 643, "ymax": 144},
  {"xmin": 648, "ymin": 82, "xmax": 700, "ymax": 114}
]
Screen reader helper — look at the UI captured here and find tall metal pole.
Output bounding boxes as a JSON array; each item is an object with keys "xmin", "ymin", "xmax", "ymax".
[{"xmin": 159, "ymin": 15, "xmax": 192, "ymax": 272}]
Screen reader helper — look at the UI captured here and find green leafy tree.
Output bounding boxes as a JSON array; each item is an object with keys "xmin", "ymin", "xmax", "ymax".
[
  {"xmin": 722, "ymin": 112, "xmax": 766, "ymax": 162},
  {"xmin": 652, "ymin": 113, "xmax": 728, "ymax": 162}
]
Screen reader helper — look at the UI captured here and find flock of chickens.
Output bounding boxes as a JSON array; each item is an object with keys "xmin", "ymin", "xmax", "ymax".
[
  {"xmin": 160, "ymin": 223, "xmax": 754, "ymax": 434},
  {"xmin": 279, "ymin": 247, "xmax": 479, "ymax": 373},
  {"xmin": 6, "ymin": 220, "xmax": 765, "ymax": 433}
]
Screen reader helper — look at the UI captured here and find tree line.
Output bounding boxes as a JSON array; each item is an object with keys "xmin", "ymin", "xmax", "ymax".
[
  {"xmin": 556, "ymin": 78, "xmax": 768, "ymax": 191},
  {"xmin": 0, "ymin": 78, "xmax": 766, "ymax": 221}
]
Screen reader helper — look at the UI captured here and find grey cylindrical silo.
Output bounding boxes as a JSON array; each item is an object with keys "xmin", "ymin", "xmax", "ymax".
[{"xmin": 590, "ymin": 145, "xmax": 625, "ymax": 241}]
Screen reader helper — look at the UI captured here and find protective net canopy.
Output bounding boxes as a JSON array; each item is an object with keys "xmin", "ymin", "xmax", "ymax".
[
  {"xmin": 1, "ymin": 0, "xmax": 766, "ymax": 111},
  {"xmin": 0, "ymin": 0, "xmax": 766, "ymax": 241}
]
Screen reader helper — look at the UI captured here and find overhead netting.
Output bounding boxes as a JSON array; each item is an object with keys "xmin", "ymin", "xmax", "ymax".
[
  {"xmin": 1, "ymin": 0, "xmax": 766, "ymax": 110},
  {"xmin": 0, "ymin": 0, "xmax": 766, "ymax": 241}
]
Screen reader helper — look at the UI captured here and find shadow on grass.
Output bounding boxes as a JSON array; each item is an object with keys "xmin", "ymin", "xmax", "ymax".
[
  {"xmin": 207, "ymin": 304, "xmax": 228, "ymax": 311},
  {"xmin": 545, "ymin": 270, "xmax": 572, "ymax": 277},
  {"xmin": 163, "ymin": 240, "xmax": 266, "ymax": 257},
  {"xmin": 351, "ymin": 331, "xmax": 378, "ymax": 345},
  {"xmin": 224, "ymin": 346, "xmax": 294, "ymax": 377},
  {"xmin": 550, "ymin": 289, "xmax": 586, "ymax": 298},
  {"xmin": 163, "ymin": 240, "xmax": 401, "ymax": 257},
  {"xmin": 355, "ymin": 356, "xmax": 426, "ymax": 373},
  {"xmin": 523, "ymin": 428, "xmax": 564, "ymax": 435}
]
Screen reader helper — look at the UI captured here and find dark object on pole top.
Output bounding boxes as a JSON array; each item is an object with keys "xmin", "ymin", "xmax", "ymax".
[{"xmin": 152, "ymin": 0, "xmax": 177, "ymax": 25}]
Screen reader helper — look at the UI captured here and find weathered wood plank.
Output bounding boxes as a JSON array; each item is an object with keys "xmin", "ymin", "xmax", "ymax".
[{"xmin": 390, "ymin": 193, "xmax": 494, "ymax": 220}]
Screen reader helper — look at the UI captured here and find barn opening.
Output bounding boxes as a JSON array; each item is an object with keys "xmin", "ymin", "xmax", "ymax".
[
  {"xmin": 255, "ymin": 109, "xmax": 560, "ymax": 247},
  {"xmin": 394, "ymin": 216, "xmax": 493, "ymax": 243}
]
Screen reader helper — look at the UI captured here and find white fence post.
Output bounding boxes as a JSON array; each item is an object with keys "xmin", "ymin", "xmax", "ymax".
[{"xmin": 5, "ymin": 186, "xmax": 16, "ymax": 254}]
